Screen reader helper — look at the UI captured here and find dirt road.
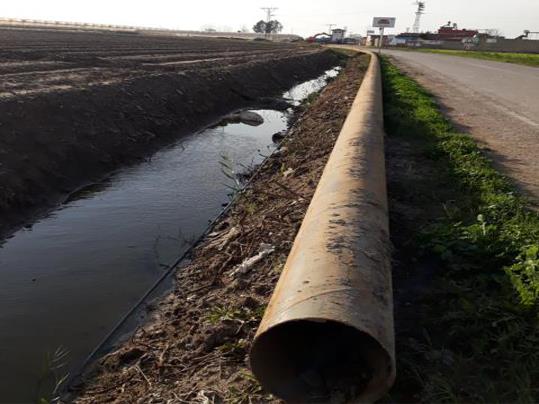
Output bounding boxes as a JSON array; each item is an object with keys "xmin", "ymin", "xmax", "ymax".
[{"xmin": 384, "ymin": 49, "xmax": 539, "ymax": 205}]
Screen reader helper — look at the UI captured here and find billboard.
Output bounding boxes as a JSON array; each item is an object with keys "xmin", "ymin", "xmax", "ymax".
[{"xmin": 372, "ymin": 17, "xmax": 396, "ymax": 28}]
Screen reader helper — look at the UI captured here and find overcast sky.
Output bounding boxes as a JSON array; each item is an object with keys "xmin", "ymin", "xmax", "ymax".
[{"xmin": 2, "ymin": 0, "xmax": 537, "ymax": 38}]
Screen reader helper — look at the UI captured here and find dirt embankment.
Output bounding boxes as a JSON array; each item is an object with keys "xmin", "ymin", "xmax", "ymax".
[
  {"xmin": 0, "ymin": 30, "xmax": 342, "ymax": 237},
  {"xmin": 68, "ymin": 53, "xmax": 370, "ymax": 403}
]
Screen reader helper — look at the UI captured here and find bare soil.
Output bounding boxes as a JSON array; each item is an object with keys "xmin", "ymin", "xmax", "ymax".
[
  {"xmin": 67, "ymin": 53, "xmax": 370, "ymax": 403},
  {"xmin": 0, "ymin": 28, "xmax": 341, "ymax": 237}
]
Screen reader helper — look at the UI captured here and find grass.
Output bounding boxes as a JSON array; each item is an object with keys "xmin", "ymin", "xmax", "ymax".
[
  {"xmin": 413, "ymin": 48, "xmax": 539, "ymax": 67},
  {"xmin": 36, "ymin": 346, "xmax": 70, "ymax": 404},
  {"xmin": 381, "ymin": 57, "xmax": 539, "ymax": 402},
  {"xmin": 206, "ymin": 304, "xmax": 264, "ymax": 325}
]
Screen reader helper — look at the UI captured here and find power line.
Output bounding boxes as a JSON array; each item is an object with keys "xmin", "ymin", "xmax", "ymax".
[
  {"xmin": 261, "ymin": 7, "xmax": 278, "ymax": 24},
  {"xmin": 261, "ymin": 7, "xmax": 278, "ymax": 38}
]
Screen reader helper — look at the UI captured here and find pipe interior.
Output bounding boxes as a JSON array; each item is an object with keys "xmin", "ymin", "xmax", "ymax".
[{"xmin": 250, "ymin": 319, "xmax": 391, "ymax": 403}]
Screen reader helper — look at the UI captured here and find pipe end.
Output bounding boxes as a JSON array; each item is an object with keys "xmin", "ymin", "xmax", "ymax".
[{"xmin": 250, "ymin": 319, "xmax": 395, "ymax": 403}]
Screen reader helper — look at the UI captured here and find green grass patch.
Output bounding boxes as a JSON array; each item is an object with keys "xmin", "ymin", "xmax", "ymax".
[
  {"xmin": 206, "ymin": 304, "xmax": 264, "ymax": 325},
  {"xmin": 414, "ymin": 48, "xmax": 539, "ymax": 67},
  {"xmin": 382, "ymin": 57, "xmax": 539, "ymax": 402}
]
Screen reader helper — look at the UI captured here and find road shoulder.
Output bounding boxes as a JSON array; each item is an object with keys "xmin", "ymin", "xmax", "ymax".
[{"xmin": 387, "ymin": 54, "xmax": 539, "ymax": 209}]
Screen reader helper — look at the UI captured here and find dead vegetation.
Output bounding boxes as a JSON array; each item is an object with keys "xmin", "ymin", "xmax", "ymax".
[{"xmin": 69, "ymin": 53, "xmax": 370, "ymax": 403}]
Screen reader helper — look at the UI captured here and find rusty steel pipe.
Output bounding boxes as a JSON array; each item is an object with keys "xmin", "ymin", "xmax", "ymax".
[{"xmin": 249, "ymin": 52, "xmax": 395, "ymax": 403}]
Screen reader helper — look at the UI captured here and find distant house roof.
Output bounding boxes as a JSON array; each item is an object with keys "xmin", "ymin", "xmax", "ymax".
[
  {"xmin": 396, "ymin": 32, "xmax": 421, "ymax": 39},
  {"xmin": 427, "ymin": 24, "xmax": 478, "ymax": 41}
]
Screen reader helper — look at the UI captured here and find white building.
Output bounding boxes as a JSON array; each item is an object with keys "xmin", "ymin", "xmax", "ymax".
[{"xmin": 331, "ymin": 28, "xmax": 346, "ymax": 43}]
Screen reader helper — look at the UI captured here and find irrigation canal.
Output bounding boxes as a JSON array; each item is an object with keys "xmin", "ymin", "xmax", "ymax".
[{"xmin": 0, "ymin": 67, "xmax": 339, "ymax": 401}]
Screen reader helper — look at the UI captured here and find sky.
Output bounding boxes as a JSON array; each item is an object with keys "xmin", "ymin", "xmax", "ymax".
[{"xmin": 2, "ymin": 0, "xmax": 538, "ymax": 38}]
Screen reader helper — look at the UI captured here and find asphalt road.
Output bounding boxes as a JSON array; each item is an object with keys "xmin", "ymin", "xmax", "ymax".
[{"xmin": 384, "ymin": 49, "xmax": 539, "ymax": 204}]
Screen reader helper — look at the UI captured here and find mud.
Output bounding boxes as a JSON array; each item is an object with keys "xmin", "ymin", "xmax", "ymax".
[
  {"xmin": 68, "ymin": 53, "xmax": 370, "ymax": 403},
  {"xmin": 0, "ymin": 28, "xmax": 342, "ymax": 237}
]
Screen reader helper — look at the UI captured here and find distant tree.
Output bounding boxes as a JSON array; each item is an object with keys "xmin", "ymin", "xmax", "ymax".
[
  {"xmin": 266, "ymin": 20, "xmax": 283, "ymax": 34},
  {"xmin": 253, "ymin": 20, "xmax": 267, "ymax": 34},
  {"xmin": 253, "ymin": 20, "xmax": 283, "ymax": 34}
]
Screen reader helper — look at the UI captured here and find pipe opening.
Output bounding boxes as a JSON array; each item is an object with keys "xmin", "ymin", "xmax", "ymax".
[{"xmin": 250, "ymin": 319, "xmax": 393, "ymax": 403}]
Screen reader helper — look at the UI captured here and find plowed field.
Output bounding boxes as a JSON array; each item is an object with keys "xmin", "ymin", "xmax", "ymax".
[{"xmin": 0, "ymin": 29, "xmax": 317, "ymax": 98}]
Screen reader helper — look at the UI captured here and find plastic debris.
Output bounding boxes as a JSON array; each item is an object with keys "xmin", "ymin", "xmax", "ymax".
[{"xmin": 230, "ymin": 243, "xmax": 275, "ymax": 277}]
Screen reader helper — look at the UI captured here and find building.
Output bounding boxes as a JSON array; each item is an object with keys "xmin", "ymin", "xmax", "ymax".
[
  {"xmin": 331, "ymin": 28, "xmax": 346, "ymax": 43},
  {"xmin": 390, "ymin": 22, "xmax": 479, "ymax": 48},
  {"xmin": 424, "ymin": 22, "xmax": 478, "ymax": 41},
  {"xmin": 365, "ymin": 34, "xmax": 394, "ymax": 47},
  {"xmin": 307, "ymin": 28, "xmax": 349, "ymax": 44},
  {"xmin": 391, "ymin": 32, "xmax": 422, "ymax": 46}
]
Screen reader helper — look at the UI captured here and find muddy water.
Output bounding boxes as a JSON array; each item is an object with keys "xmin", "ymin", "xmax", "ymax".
[{"xmin": 0, "ymin": 67, "xmax": 339, "ymax": 402}]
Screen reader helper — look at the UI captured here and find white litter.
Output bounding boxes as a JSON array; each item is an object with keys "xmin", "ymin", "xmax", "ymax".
[
  {"xmin": 195, "ymin": 390, "xmax": 214, "ymax": 404},
  {"xmin": 207, "ymin": 226, "xmax": 240, "ymax": 251},
  {"xmin": 283, "ymin": 168, "xmax": 295, "ymax": 178},
  {"xmin": 230, "ymin": 243, "xmax": 275, "ymax": 277}
]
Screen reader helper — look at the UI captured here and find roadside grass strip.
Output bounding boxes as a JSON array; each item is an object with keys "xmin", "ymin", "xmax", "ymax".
[
  {"xmin": 415, "ymin": 48, "xmax": 539, "ymax": 67},
  {"xmin": 382, "ymin": 58, "xmax": 538, "ymax": 402}
]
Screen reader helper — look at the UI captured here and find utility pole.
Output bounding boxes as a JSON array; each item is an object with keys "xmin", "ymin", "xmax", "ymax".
[
  {"xmin": 412, "ymin": 1, "xmax": 426, "ymax": 33},
  {"xmin": 378, "ymin": 27, "xmax": 385, "ymax": 54},
  {"xmin": 327, "ymin": 23, "xmax": 336, "ymax": 34},
  {"xmin": 261, "ymin": 7, "xmax": 278, "ymax": 39}
]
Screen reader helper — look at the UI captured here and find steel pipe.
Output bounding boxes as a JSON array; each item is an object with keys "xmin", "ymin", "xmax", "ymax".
[{"xmin": 250, "ymin": 51, "xmax": 395, "ymax": 403}]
